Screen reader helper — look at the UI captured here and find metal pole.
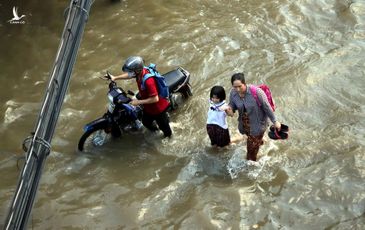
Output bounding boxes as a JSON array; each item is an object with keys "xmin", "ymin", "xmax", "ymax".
[{"xmin": 4, "ymin": 0, "xmax": 93, "ymax": 229}]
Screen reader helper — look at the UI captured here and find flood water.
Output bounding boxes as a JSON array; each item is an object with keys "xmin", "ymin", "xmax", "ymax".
[{"xmin": 1, "ymin": 0, "xmax": 365, "ymax": 229}]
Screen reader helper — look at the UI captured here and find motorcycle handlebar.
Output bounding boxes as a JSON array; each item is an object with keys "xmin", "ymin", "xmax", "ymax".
[
  {"xmin": 99, "ymin": 71, "xmax": 117, "ymax": 89},
  {"xmin": 100, "ymin": 71, "xmax": 112, "ymax": 81},
  {"xmin": 101, "ymin": 71, "xmax": 135, "ymax": 99}
]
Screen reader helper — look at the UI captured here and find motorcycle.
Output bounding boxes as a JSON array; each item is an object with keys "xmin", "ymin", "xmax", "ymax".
[{"xmin": 78, "ymin": 67, "xmax": 192, "ymax": 151}]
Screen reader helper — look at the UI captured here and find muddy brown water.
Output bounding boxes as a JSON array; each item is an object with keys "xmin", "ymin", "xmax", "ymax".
[{"xmin": 1, "ymin": 0, "xmax": 365, "ymax": 229}]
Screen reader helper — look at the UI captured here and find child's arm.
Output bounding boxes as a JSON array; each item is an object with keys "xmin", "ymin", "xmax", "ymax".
[{"xmin": 225, "ymin": 105, "xmax": 234, "ymax": 117}]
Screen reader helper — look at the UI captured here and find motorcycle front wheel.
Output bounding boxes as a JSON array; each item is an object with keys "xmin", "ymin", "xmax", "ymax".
[{"xmin": 78, "ymin": 128, "xmax": 108, "ymax": 152}]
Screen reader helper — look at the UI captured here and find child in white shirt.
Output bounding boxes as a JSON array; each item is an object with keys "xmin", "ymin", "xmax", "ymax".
[{"xmin": 206, "ymin": 86, "xmax": 231, "ymax": 147}]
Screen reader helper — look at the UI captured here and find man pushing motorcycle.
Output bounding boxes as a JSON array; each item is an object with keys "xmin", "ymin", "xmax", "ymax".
[{"xmin": 110, "ymin": 56, "xmax": 172, "ymax": 138}]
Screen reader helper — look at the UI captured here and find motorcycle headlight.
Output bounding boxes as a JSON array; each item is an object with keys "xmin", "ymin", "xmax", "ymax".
[{"xmin": 108, "ymin": 93, "xmax": 114, "ymax": 103}]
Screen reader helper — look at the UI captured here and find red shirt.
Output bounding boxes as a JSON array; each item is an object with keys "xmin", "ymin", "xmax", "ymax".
[{"xmin": 137, "ymin": 68, "xmax": 170, "ymax": 115}]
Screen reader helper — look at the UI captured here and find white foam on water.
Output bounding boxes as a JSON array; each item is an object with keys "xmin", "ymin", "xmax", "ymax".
[
  {"xmin": 3, "ymin": 100, "xmax": 38, "ymax": 125},
  {"xmin": 227, "ymin": 145, "xmax": 280, "ymax": 182},
  {"xmin": 222, "ymin": 36, "xmax": 241, "ymax": 50},
  {"xmin": 64, "ymin": 155, "xmax": 92, "ymax": 175},
  {"xmin": 134, "ymin": 169, "xmax": 161, "ymax": 189}
]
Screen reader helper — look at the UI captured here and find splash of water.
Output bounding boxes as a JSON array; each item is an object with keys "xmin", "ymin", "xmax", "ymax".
[{"xmin": 227, "ymin": 149, "xmax": 279, "ymax": 182}]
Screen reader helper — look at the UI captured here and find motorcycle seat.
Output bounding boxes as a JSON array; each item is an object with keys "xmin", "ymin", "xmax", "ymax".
[{"xmin": 162, "ymin": 68, "xmax": 187, "ymax": 92}]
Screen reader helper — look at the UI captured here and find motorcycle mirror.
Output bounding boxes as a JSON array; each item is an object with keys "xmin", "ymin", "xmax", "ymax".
[{"xmin": 127, "ymin": 90, "xmax": 135, "ymax": 96}]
